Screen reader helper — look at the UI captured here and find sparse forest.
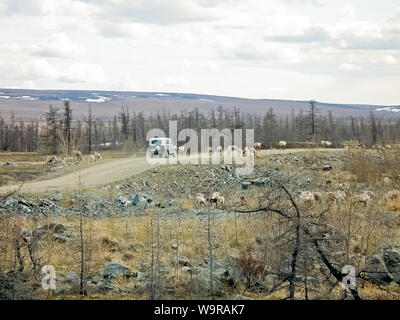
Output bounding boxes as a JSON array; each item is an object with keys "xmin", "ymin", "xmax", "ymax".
[
  {"xmin": 1, "ymin": 99, "xmax": 400, "ymax": 301},
  {"xmin": 1, "ymin": 100, "xmax": 400, "ymax": 155}
]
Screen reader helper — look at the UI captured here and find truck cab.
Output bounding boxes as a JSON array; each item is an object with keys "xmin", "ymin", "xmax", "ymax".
[{"xmin": 148, "ymin": 137, "xmax": 177, "ymax": 158}]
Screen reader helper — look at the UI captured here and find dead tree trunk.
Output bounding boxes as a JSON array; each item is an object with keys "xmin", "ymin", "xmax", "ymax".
[{"xmin": 235, "ymin": 184, "xmax": 362, "ymax": 300}]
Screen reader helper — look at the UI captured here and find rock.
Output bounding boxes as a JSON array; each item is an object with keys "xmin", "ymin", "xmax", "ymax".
[
  {"xmin": 21, "ymin": 227, "xmax": 32, "ymax": 239},
  {"xmin": 187, "ymin": 263, "xmax": 233, "ymax": 297},
  {"xmin": 262, "ymin": 275, "xmax": 278, "ymax": 292},
  {"xmin": 172, "ymin": 255, "xmax": 191, "ymax": 267},
  {"xmin": 363, "ymin": 249, "xmax": 400, "ymax": 285},
  {"xmin": 294, "ymin": 275, "xmax": 317, "ymax": 284},
  {"xmin": 54, "ymin": 231, "xmax": 75, "ymax": 243},
  {"xmin": 4, "ymin": 198, "xmax": 17, "ymax": 207},
  {"xmin": 323, "ymin": 165, "xmax": 333, "ymax": 171},
  {"xmin": 181, "ymin": 266, "xmax": 192, "ymax": 273},
  {"xmin": 241, "ymin": 182, "xmax": 251, "ymax": 190},
  {"xmin": 138, "ymin": 262, "xmax": 151, "ymax": 273},
  {"xmin": 115, "ymin": 196, "xmax": 128, "ymax": 205},
  {"xmin": 91, "ymin": 276, "xmax": 102, "ymax": 284},
  {"xmin": 164, "ymin": 189, "xmax": 173, "ymax": 199},
  {"xmin": 364, "ymin": 254, "xmax": 393, "ymax": 285},
  {"xmin": 33, "ymin": 222, "xmax": 74, "ymax": 243},
  {"xmin": 35, "ymin": 222, "xmax": 66, "ymax": 235},
  {"xmin": 227, "ymin": 248, "xmax": 239, "ymax": 260},
  {"xmin": 19, "ymin": 205, "xmax": 31, "ymax": 214},
  {"xmin": 3, "ymin": 162, "xmax": 17, "ymax": 167},
  {"xmin": 168, "ymin": 200, "xmax": 179, "ymax": 207},
  {"xmin": 66, "ymin": 272, "xmax": 79, "ymax": 283},
  {"xmin": 39, "ymin": 199, "xmax": 56, "ymax": 208},
  {"xmin": 99, "ymin": 283, "xmax": 115, "ymax": 292},
  {"xmin": 104, "ymin": 262, "xmax": 132, "ymax": 279},
  {"xmin": 381, "ymin": 249, "xmax": 400, "ymax": 284},
  {"xmin": 127, "ymin": 241, "xmax": 138, "ymax": 251},
  {"xmin": 204, "ymin": 258, "xmax": 224, "ymax": 269},
  {"xmin": 133, "ymin": 272, "xmax": 144, "ymax": 279},
  {"xmin": 55, "ymin": 288, "xmax": 65, "ymax": 295},
  {"xmin": 251, "ymin": 179, "xmax": 265, "ymax": 187},
  {"xmin": 233, "ymin": 294, "xmax": 253, "ymax": 300},
  {"xmin": 382, "ymin": 249, "xmax": 400, "ymax": 271},
  {"xmin": 129, "ymin": 194, "xmax": 148, "ymax": 210},
  {"xmin": 18, "ymin": 200, "xmax": 35, "ymax": 208}
]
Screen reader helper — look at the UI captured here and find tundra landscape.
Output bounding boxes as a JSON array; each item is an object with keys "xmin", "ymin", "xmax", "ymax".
[
  {"xmin": 1, "ymin": 97, "xmax": 400, "ymax": 301},
  {"xmin": 1, "ymin": 0, "xmax": 400, "ymax": 306}
]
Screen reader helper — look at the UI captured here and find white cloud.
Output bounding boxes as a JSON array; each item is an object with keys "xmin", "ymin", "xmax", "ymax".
[
  {"xmin": 156, "ymin": 75, "xmax": 189, "ymax": 89},
  {"xmin": 0, "ymin": 0, "xmax": 47, "ymax": 15},
  {"xmin": 0, "ymin": 42, "xmax": 23, "ymax": 52},
  {"xmin": 339, "ymin": 63, "xmax": 362, "ymax": 71},
  {"xmin": 35, "ymin": 33, "xmax": 86, "ymax": 58},
  {"xmin": 59, "ymin": 62, "xmax": 104, "ymax": 83},
  {"xmin": 384, "ymin": 54, "xmax": 398, "ymax": 65},
  {"xmin": 22, "ymin": 58, "xmax": 59, "ymax": 79},
  {"xmin": 265, "ymin": 26, "xmax": 329, "ymax": 43},
  {"xmin": 0, "ymin": 0, "xmax": 400, "ymax": 104},
  {"xmin": 80, "ymin": 0, "xmax": 220, "ymax": 25},
  {"xmin": 21, "ymin": 81, "xmax": 38, "ymax": 89}
]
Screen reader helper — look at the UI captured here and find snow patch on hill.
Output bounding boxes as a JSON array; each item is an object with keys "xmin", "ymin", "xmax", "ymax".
[{"xmin": 376, "ymin": 107, "xmax": 400, "ymax": 112}]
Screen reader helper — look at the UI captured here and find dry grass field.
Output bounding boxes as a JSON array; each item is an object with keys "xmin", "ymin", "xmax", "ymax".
[
  {"xmin": 0, "ymin": 151, "xmax": 145, "ymax": 187},
  {"xmin": 0, "ymin": 149, "xmax": 400, "ymax": 300}
]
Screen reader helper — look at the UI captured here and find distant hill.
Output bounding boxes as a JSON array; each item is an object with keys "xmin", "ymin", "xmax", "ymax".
[{"xmin": 0, "ymin": 88, "xmax": 398, "ymax": 120}]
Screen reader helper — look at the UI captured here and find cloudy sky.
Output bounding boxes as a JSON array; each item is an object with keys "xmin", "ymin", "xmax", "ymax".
[{"xmin": 0, "ymin": 0, "xmax": 400, "ymax": 105}]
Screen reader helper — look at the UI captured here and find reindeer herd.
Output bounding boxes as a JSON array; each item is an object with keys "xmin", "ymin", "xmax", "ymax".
[
  {"xmin": 176, "ymin": 144, "xmax": 260, "ymax": 157},
  {"xmin": 45, "ymin": 150, "xmax": 103, "ymax": 167},
  {"xmin": 298, "ymin": 182, "xmax": 400, "ymax": 208},
  {"xmin": 195, "ymin": 192, "xmax": 225, "ymax": 208}
]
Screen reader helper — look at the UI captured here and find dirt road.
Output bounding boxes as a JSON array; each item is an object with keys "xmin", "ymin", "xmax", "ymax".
[
  {"xmin": 0, "ymin": 156, "xmax": 154, "ymax": 194},
  {"xmin": 0, "ymin": 148, "xmax": 344, "ymax": 194}
]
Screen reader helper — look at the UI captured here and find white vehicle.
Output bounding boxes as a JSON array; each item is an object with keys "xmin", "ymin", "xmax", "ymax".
[{"xmin": 148, "ymin": 137, "xmax": 177, "ymax": 158}]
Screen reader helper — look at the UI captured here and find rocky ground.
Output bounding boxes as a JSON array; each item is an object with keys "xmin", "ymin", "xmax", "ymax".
[
  {"xmin": 1, "ymin": 150, "xmax": 400, "ymax": 300},
  {"xmin": 1, "ymin": 151, "xmax": 353, "ymax": 219}
]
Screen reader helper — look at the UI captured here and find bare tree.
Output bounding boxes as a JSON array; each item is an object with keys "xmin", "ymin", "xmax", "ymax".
[
  {"xmin": 43, "ymin": 105, "xmax": 60, "ymax": 154},
  {"xmin": 235, "ymin": 181, "xmax": 362, "ymax": 300},
  {"xmin": 63, "ymin": 100, "xmax": 73, "ymax": 155},
  {"xmin": 86, "ymin": 104, "xmax": 93, "ymax": 154}
]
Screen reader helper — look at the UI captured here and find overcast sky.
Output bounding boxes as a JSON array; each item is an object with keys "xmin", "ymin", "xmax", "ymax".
[{"xmin": 0, "ymin": 0, "xmax": 400, "ymax": 105}]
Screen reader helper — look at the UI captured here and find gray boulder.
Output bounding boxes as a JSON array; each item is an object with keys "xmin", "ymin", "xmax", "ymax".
[
  {"xmin": 129, "ymin": 194, "xmax": 149, "ymax": 210},
  {"xmin": 4, "ymin": 198, "xmax": 17, "ymax": 207},
  {"xmin": 363, "ymin": 255, "xmax": 393, "ymax": 285},
  {"xmin": 54, "ymin": 230, "xmax": 75, "ymax": 243},
  {"xmin": 104, "ymin": 262, "xmax": 132, "ymax": 279},
  {"xmin": 241, "ymin": 182, "xmax": 251, "ymax": 190},
  {"xmin": 127, "ymin": 241, "xmax": 138, "ymax": 252},
  {"xmin": 19, "ymin": 205, "xmax": 31, "ymax": 214},
  {"xmin": 33, "ymin": 222, "xmax": 75, "ymax": 243},
  {"xmin": 233, "ymin": 294, "xmax": 253, "ymax": 300},
  {"xmin": 363, "ymin": 249, "xmax": 400, "ymax": 285},
  {"xmin": 382, "ymin": 249, "xmax": 400, "ymax": 284},
  {"xmin": 251, "ymin": 179, "xmax": 266, "ymax": 187},
  {"xmin": 35, "ymin": 222, "xmax": 66, "ymax": 236},
  {"xmin": 187, "ymin": 262, "xmax": 234, "ymax": 297},
  {"xmin": 172, "ymin": 255, "xmax": 191, "ymax": 267},
  {"xmin": 115, "ymin": 196, "xmax": 130, "ymax": 206},
  {"xmin": 66, "ymin": 272, "xmax": 79, "ymax": 283},
  {"xmin": 21, "ymin": 227, "xmax": 32, "ymax": 239},
  {"xmin": 91, "ymin": 276, "xmax": 102, "ymax": 284}
]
